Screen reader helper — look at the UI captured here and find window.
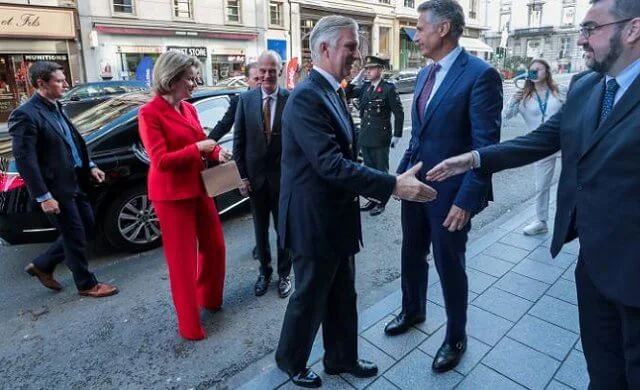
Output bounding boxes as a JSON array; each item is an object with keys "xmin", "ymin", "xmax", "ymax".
[
  {"xmin": 174, "ymin": 0, "xmax": 193, "ymax": 19},
  {"xmin": 528, "ymin": 3, "xmax": 543, "ymax": 27},
  {"xmin": 562, "ymin": 6, "xmax": 575, "ymax": 25},
  {"xmin": 194, "ymin": 96, "xmax": 231, "ymax": 130},
  {"xmin": 404, "ymin": 0, "xmax": 415, "ymax": 7},
  {"xmin": 378, "ymin": 0, "xmax": 391, "ymax": 4},
  {"xmin": 270, "ymin": 2, "xmax": 283, "ymax": 26},
  {"xmin": 226, "ymin": 0, "xmax": 241, "ymax": 23},
  {"xmin": 113, "ymin": 0, "xmax": 135, "ymax": 14},
  {"xmin": 379, "ymin": 27, "xmax": 391, "ymax": 57},
  {"xmin": 469, "ymin": 0, "xmax": 478, "ymax": 19}
]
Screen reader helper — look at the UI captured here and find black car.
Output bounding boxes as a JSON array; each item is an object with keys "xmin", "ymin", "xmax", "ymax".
[
  {"xmin": 0, "ymin": 87, "xmax": 248, "ymax": 252},
  {"xmin": 60, "ymin": 80, "xmax": 149, "ymax": 119},
  {"xmin": 387, "ymin": 69, "xmax": 419, "ymax": 94}
]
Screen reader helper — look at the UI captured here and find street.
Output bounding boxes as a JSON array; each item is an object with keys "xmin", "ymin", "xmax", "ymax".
[{"xmin": 0, "ymin": 83, "xmax": 563, "ymax": 389}]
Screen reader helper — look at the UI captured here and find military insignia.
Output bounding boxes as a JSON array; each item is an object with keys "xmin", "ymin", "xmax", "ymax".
[{"xmin": 376, "ymin": 86, "xmax": 382, "ymax": 93}]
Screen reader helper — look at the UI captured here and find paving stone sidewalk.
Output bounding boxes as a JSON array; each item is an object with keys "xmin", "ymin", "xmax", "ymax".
[{"xmin": 229, "ymin": 198, "xmax": 589, "ymax": 390}]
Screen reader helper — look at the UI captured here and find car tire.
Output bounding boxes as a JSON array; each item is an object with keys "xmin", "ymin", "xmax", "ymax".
[{"xmin": 103, "ymin": 184, "xmax": 162, "ymax": 252}]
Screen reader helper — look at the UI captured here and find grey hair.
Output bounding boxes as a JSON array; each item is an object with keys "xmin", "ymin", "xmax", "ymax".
[
  {"xmin": 29, "ymin": 61, "xmax": 64, "ymax": 88},
  {"xmin": 418, "ymin": 0, "xmax": 466, "ymax": 39},
  {"xmin": 590, "ymin": 0, "xmax": 640, "ymax": 19},
  {"xmin": 309, "ymin": 15, "xmax": 359, "ymax": 63},
  {"xmin": 258, "ymin": 50, "xmax": 283, "ymax": 70},
  {"xmin": 152, "ymin": 51, "xmax": 201, "ymax": 95}
]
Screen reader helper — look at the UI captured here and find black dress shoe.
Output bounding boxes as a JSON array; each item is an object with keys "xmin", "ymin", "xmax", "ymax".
[
  {"xmin": 290, "ymin": 368, "xmax": 322, "ymax": 388},
  {"xmin": 278, "ymin": 276, "xmax": 292, "ymax": 298},
  {"xmin": 254, "ymin": 274, "xmax": 270, "ymax": 296},
  {"xmin": 384, "ymin": 313, "xmax": 426, "ymax": 336},
  {"xmin": 432, "ymin": 337, "xmax": 467, "ymax": 373},
  {"xmin": 324, "ymin": 359, "xmax": 378, "ymax": 378},
  {"xmin": 360, "ymin": 200, "xmax": 376, "ymax": 211},
  {"xmin": 252, "ymin": 246, "xmax": 259, "ymax": 260},
  {"xmin": 369, "ymin": 204, "xmax": 385, "ymax": 216}
]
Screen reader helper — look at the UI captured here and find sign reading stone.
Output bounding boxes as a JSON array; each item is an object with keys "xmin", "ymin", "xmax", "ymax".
[{"xmin": 167, "ymin": 46, "xmax": 208, "ymax": 58}]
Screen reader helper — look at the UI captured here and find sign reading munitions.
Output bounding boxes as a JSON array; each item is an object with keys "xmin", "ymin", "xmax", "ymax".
[
  {"xmin": 0, "ymin": 5, "xmax": 75, "ymax": 39},
  {"xmin": 167, "ymin": 46, "xmax": 208, "ymax": 58}
]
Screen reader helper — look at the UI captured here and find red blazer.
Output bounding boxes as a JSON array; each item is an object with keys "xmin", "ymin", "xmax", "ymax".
[{"xmin": 139, "ymin": 94, "xmax": 221, "ymax": 201}]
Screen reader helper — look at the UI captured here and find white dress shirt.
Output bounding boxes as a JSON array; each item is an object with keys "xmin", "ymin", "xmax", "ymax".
[
  {"xmin": 261, "ymin": 87, "xmax": 279, "ymax": 130},
  {"xmin": 313, "ymin": 66, "xmax": 341, "ymax": 92},
  {"xmin": 606, "ymin": 57, "xmax": 640, "ymax": 106},
  {"xmin": 425, "ymin": 45, "xmax": 463, "ymax": 110}
]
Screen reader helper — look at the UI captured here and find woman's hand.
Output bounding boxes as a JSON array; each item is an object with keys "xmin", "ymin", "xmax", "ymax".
[
  {"xmin": 196, "ymin": 139, "xmax": 217, "ymax": 153},
  {"xmin": 218, "ymin": 148, "xmax": 233, "ymax": 163}
]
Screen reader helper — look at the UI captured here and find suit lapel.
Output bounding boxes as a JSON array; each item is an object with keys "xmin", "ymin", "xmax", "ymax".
[
  {"xmin": 412, "ymin": 66, "xmax": 429, "ymax": 125},
  {"xmin": 34, "ymin": 101, "xmax": 72, "ymax": 150},
  {"xmin": 579, "ymin": 77, "xmax": 604, "ymax": 156},
  {"xmin": 272, "ymin": 90, "xmax": 287, "ymax": 135},
  {"xmin": 581, "ymin": 73, "xmax": 640, "ymax": 159}
]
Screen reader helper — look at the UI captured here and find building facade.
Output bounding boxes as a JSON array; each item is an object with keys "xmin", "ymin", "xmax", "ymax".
[
  {"xmin": 484, "ymin": 0, "xmax": 591, "ymax": 73},
  {"xmin": 79, "ymin": 0, "xmax": 267, "ymax": 85},
  {"xmin": 0, "ymin": 0, "xmax": 82, "ymax": 121}
]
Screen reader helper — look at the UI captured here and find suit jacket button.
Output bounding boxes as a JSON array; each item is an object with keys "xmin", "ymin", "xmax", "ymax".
[
  {"xmin": 577, "ymin": 184, "xmax": 583, "ymax": 191},
  {"xmin": 353, "ymin": 196, "xmax": 358, "ymax": 202}
]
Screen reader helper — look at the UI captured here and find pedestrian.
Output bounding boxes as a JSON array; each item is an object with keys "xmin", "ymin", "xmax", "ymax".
[
  {"xmin": 384, "ymin": 0, "xmax": 502, "ymax": 374},
  {"xmin": 503, "ymin": 59, "xmax": 564, "ymax": 236},
  {"xmin": 274, "ymin": 15, "xmax": 436, "ymax": 388},
  {"xmin": 427, "ymin": 0, "xmax": 640, "ymax": 386},
  {"xmin": 138, "ymin": 51, "xmax": 232, "ymax": 341},
  {"xmin": 233, "ymin": 51, "xmax": 293, "ymax": 298},
  {"xmin": 351, "ymin": 55, "xmax": 404, "ymax": 216},
  {"xmin": 9, "ymin": 61, "xmax": 118, "ymax": 298}
]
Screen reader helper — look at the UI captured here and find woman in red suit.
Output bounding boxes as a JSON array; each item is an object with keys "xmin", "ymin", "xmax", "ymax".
[{"xmin": 138, "ymin": 51, "xmax": 232, "ymax": 340}]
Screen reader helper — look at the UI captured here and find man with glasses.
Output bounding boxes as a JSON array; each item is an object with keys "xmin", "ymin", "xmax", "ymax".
[{"xmin": 426, "ymin": 0, "xmax": 640, "ymax": 387}]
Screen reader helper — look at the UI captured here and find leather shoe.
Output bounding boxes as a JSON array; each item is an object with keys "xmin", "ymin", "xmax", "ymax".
[
  {"xmin": 384, "ymin": 313, "xmax": 426, "ymax": 336},
  {"xmin": 278, "ymin": 276, "xmax": 292, "ymax": 298},
  {"xmin": 325, "ymin": 358, "xmax": 378, "ymax": 378},
  {"xmin": 25, "ymin": 263, "xmax": 62, "ymax": 291},
  {"xmin": 254, "ymin": 274, "xmax": 270, "ymax": 296},
  {"xmin": 252, "ymin": 246, "xmax": 259, "ymax": 260},
  {"xmin": 369, "ymin": 204, "xmax": 385, "ymax": 216},
  {"xmin": 432, "ymin": 337, "xmax": 467, "ymax": 373},
  {"xmin": 360, "ymin": 200, "xmax": 376, "ymax": 211},
  {"xmin": 78, "ymin": 283, "xmax": 118, "ymax": 298},
  {"xmin": 290, "ymin": 368, "xmax": 322, "ymax": 388}
]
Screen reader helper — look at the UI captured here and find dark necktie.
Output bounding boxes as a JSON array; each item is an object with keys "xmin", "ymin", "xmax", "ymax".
[
  {"xmin": 337, "ymin": 87, "xmax": 349, "ymax": 114},
  {"xmin": 417, "ymin": 63, "xmax": 441, "ymax": 120},
  {"xmin": 263, "ymin": 96, "xmax": 272, "ymax": 143},
  {"xmin": 599, "ymin": 78, "xmax": 619, "ymax": 126}
]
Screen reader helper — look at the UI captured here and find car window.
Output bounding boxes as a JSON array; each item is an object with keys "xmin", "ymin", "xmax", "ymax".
[{"xmin": 194, "ymin": 96, "xmax": 231, "ymax": 131}]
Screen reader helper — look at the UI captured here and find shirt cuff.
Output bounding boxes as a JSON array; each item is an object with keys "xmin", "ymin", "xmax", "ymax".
[
  {"xmin": 36, "ymin": 192, "xmax": 53, "ymax": 203},
  {"xmin": 89, "ymin": 161, "xmax": 97, "ymax": 169},
  {"xmin": 471, "ymin": 150, "xmax": 481, "ymax": 169}
]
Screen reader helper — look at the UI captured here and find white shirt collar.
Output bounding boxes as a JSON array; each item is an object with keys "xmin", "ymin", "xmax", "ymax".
[
  {"xmin": 261, "ymin": 86, "xmax": 279, "ymax": 100},
  {"xmin": 371, "ymin": 78, "xmax": 382, "ymax": 89},
  {"xmin": 435, "ymin": 45, "xmax": 463, "ymax": 73},
  {"xmin": 314, "ymin": 65, "xmax": 341, "ymax": 91},
  {"xmin": 606, "ymin": 58, "xmax": 640, "ymax": 92}
]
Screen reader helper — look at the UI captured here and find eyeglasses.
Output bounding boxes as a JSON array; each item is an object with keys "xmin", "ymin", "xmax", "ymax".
[{"xmin": 579, "ymin": 18, "xmax": 632, "ymax": 38}]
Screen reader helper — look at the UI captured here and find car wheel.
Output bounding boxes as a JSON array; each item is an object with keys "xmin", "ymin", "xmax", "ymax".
[{"xmin": 103, "ymin": 184, "xmax": 162, "ymax": 252}]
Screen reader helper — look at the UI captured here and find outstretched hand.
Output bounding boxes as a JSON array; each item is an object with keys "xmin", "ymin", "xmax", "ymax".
[
  {"xmin": 426, "ymin": 152, "xmax": 475, "ymax": 182},
  {"xmin": 393, "ymin": 162, "xmax": 437, "ymax": 202}
]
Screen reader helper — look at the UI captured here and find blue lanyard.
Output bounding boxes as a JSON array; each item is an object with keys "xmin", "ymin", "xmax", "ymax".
[{"xmin": 534, "ymin": 89, "xmax": 550, "ymax": 123}]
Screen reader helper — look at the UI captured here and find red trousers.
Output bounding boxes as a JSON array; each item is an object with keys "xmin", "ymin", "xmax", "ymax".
[{"xmin": 153, "ymin": 195, "xmax": 226, "ymax": 340}]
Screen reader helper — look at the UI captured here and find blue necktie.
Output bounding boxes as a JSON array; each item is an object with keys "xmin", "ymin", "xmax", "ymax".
[{"xmin": 599, "ymin": 78, "xmax": 619, "ymax": 126}]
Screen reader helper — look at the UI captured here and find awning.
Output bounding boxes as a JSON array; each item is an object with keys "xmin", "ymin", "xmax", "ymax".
[
  {"xmin": 459, "ymin": 37, "xmax": 494, "ymax": 53},
  {"xmin": 401, "ymin": 27, "xmax": 417, "ymax": 41}
]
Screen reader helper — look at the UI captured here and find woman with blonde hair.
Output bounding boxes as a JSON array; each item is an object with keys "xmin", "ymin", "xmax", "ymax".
[
  {"xmin": 504, "ymin": 59, "xmax": 564, "ymax": 236},
  {"xmin": 138, "ymin": 51, "xmax": 232, "ymax": 340}
]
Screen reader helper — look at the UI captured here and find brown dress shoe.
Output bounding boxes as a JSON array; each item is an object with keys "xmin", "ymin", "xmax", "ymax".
[
  {"xmin": 25, "ymin": 263, "xmax": 62, "ymax": 292},
  {"xmin": 78, "ymin": 283, "xmax": 119, "ymax": 298}
]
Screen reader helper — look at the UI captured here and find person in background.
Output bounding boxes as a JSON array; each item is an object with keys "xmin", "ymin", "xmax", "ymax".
[
  {"xmin": 138, "ymin": 51, "xmax": 232, "ymax": 341},
  {"xmin": 427, "ymin": 0, "xmax": 640, "ymax": 385},
  {"xmin": 9, "ymin": 61, "xmax": 118, "ymax": 298},
  {"xmin": 233, "ymin": 51, "xmax": 292, "ymax": 298},
  {"xmin": 504, "ymin": 59, "xmax": 564, "ymax": 236}
]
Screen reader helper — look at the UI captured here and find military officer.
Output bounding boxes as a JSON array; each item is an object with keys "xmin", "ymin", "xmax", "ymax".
[{"xmin": 350, "ymin": 55, "xmax": 404, "ymax": 216}]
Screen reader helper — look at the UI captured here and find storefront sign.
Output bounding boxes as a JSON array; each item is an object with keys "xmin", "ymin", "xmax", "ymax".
[
  {"xmin": 286, "ymin": 57, "xmax": 298, "ymax": 90},
  {"xmin": 117, "ymin": 45, "xmax": 164, "ymax": 54},
  {"xmin": 24, "ymin": 54, "xmax": 68, "ymax": 61},
  {"xmin": 0, "ymin": 5, "xmax": 75, "ymax": 39},
  {"xmin": 167, "ymin": 46, "xmax": 208, "ymax": 58}
]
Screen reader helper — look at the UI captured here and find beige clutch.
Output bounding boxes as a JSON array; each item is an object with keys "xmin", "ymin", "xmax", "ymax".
[{"xmin": 200, "ymin": 161, "xmax": 242, "ymax": 197}]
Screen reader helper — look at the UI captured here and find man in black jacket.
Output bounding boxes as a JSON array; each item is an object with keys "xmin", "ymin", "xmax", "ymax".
[{"xmin": 9, "ymin": 61, "xmax": 118, "ymax": 298}]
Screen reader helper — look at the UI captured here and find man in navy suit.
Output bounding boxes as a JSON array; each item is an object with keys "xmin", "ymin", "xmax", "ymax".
[
  {"xmin": 9, "ymin": 61, "xmax": 118, "ymax": 298},
  {"xmin": 234, "ymin": 51, "xmax": 292, "ymax": 298},
  {"xmin": 384, "ymin": 0, "xmax": 503, "ymax": 373},
  {"xmin": 428, "ymin": 0, "xmax": 640, "ymax": 386},
  {"xmin": 275, "ymin": 16, "xmax": 437, "ymax": 388}
]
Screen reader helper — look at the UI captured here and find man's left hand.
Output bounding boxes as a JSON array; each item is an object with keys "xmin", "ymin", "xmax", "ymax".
[
  {"xmin": 90, "ymin": 167, "xmax": 106, "ymax": 183},
  {"xmin": 443, "ymin": 205, "xmax": 470, "ymax": 232}
]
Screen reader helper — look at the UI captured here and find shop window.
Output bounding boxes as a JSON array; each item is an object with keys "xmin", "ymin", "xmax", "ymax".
[
  {"xmin": 379, "ymin": 27, "xmax": 391, "ymax": 57},
  {"xmin": 113, "ymin": 0, "xmax": 135, "ymax": 14},
  {"xmin": 226, "ymin": 0, "xmax": 241, "ymax": 23},
  {"xmin": 211, "ymin": 55, "xmax": 245, "ymax": 84},
  {"xmin": 270, "ymin": 2, "xmax": 283, "ymax": 27},
  {"xmin": 174, "ymin": 0, "xmax": 193, "ymax": 19},
  {"xmin": 404, "ymin": 0, "xmax": 415, "ymax": 8}
]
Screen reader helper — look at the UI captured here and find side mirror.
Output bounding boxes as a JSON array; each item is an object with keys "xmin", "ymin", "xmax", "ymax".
[{"xmin": 69, "ymin": 94, "xmax": 80, "ymax": 101}]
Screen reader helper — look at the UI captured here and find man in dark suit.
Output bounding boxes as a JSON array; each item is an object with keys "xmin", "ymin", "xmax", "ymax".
[
  {"xmin": 234, "ymin": 51, "xmax": 292, "ymax": 298},
  {"xmin": 383, "ymin": 0, "xmax": 502, "ymax": 373},
  {"xmin": 9, "ymin": 61, "xmax": 118, "ymax": 298},
  {"xmin": 274, "ymin": 15, "xmax": 437, "ymax": 388},
  {"xmin": 427, "ymin": 0, "xmax": 640, "ymax": 386},
  {"xmin": 353, "ymin": 55, "xmax": 405, "ymax": 216}
]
